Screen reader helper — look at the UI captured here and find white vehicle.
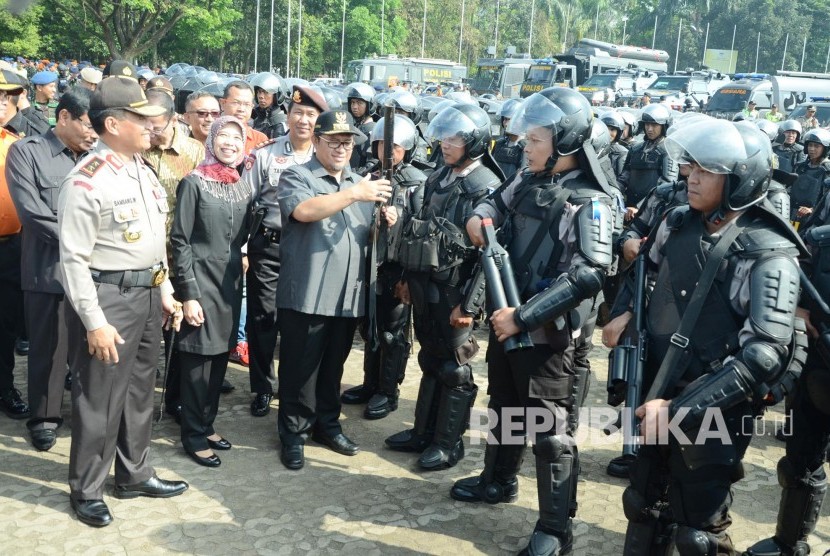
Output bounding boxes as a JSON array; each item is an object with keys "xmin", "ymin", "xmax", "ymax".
[
  {"xmin": 642, "ymin": 71, "xmax": 730, "ymax": 111},
  {"xmin": 311, "ymin": 77, "xmax": 341, "ymax": 86},
  {"xmin": 770, "ymin": 71, "xmax": 830, "ymax": 114}
]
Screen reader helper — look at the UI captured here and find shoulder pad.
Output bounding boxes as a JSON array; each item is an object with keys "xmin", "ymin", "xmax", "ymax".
[
  {"xmin": 461, "ymin": 164, "xmax": 500, "ymax": 195},
  {"xmin": 735, "ymin": 210, "xmax": 806, "ymax": 258},
  {"xmin": 563, "ymin": 173, "xmax": 611, "ymax": 202},
  {"xmin": 804, "ymin": 223, "xmax": 830, "ymax": 247},
  {"xmin": 820, "ymin": 160, "xmax": 830, "ymax": 171},
  {"xmin": 794, "ymin": 143, "xmax": 804, "ymax": 153},
  {"xmin": 664, "ymin": 205, "xmax": 691, "ymax": 230},
  {"xmin": 78, "ymin": 156, "xmax": 106, "ymax": 178},
  {"xmin": 396, "ymin": 163, "xmax": 427, "ymax": 186},
  {"xmin": 652, "ymin": 181, "xmax": 675, "ymax": 202}
]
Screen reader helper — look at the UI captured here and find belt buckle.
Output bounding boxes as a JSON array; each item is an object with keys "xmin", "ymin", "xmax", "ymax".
[
  {"xmin": 151, "ymin": 268, "xmax": 167, "ymax": 287},
  {"xmin": 670, "ymin": 333, "xmax": 689, "ymax": 349}
]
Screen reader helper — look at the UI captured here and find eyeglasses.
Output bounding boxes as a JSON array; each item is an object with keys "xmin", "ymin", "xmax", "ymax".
[
  {"xmin": 150, "ymin": 118, "xmax": 173, "ymax": 135},
  {"xmin": 188, "ymin": 109, "xmax": 220, "ymax": 119},
  {"xmin": 227, "ymin": 100, "xmax": 253, "ymax": 109},
  {"xmin": 73, "ymin": 117, "xmax": 94, "ymax": 131},
  {"xmin": 321, "ymin": 139, "xmax": 354, "ymax": 150}
]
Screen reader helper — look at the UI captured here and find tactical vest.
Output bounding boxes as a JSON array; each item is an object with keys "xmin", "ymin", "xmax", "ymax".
[
  {"xmin": 789, "ymin": 161, "xmax": 830, "ymax": 222},
  {"xmin": 774, "ymin": 143, "xmax": 804, "ymax": 174},
  {"xmin": 252, "ymin": 107, "xmax": 287, "ymax": 138},
  {"xmin": 804, "ymin": 224, "xmax": 830, "ymax": 326},
  {"xmin": 609, "ymin": 142, "xmax": 628, "ymax": 183},
  {"xmin": 501, "ymin": 172, "xmax": 610, "ymax": 299},
  {"xmin": 766, "ymin": 180, "xmax": 790, "ymax": 220},
  {"xmin": 626, "ymin": 139, "xmax": 665, "ymax": 207},
  {"xmin": 646, "ymin": 210, "xmax": 744, "ymax": 385},
  {"xmin": 492, "ymin": 136, "xmax": 525, "ymax": 179},
  {"xmin": 379, "ymin": 163, "xmax": 426, "ymax": 264}
]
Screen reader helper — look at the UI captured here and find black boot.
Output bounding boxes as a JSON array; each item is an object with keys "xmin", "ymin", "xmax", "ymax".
[
  {"xmin": 418, "ymin": 386, "xmax": 477, "ymax": 470},
  {"xmin": 451, "ymin": 441, "xmax": 526, "ymax": 503},
  {"xmin": 519, "ymin": 436, "xmax": 576, "ymax": 556},
  {"xmin": 744, "ymin": 461, "xmax": 826, "ymax": 556},
  {"xmin": 365, "ymin": 332, "xmax": 409, "ymax": 420},
  {"xmin": 386, "ymin": 374, "xmax": 439, "ymax": 452},
  {"xmin": 342, "ymin": 343, "xmax": 380, "ymax": 405}
]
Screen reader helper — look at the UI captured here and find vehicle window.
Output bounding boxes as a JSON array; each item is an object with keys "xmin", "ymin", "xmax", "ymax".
[
  {"xmin": 505, "ymin": 67, "xmax": 524, "ymax": 85},
  {"xmin": 526, "ymin": 65, "xmax": 553, "ymax": 82},
  {"xmin": 705, "ymin": 88, "xmax": 751, "ymax": 111},
  {"xmin": 789, "ymin": 105, "xmax": 830, "ymax": 126},
  {"xmin": 649, "ymin": 76, "xmax": 689, "ymax": 91},
  {"xmin": 581, "ymin": 74, "xmax": 618, "ymax": 87}
]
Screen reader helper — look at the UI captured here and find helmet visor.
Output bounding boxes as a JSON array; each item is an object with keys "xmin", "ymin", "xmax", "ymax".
[
  {"xmin": 665, "ymin": 119, "xmax": 748, "ymax": 174},
  {"xmin": 506, "ymin": 93, "xmax": 567, "ymax": 139},
  {"xmin": 426, "ymin": 107, "xmax": 478, "ymax": 145}
]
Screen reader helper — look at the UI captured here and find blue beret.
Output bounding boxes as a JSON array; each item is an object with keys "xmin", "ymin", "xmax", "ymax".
[
  {"xmin": 69, "ymin": 66, "xmax": 80, "ymax": 74},
  {"xmin": 31, "ymin": 71, "xmax": 58, "ymax": 85}
]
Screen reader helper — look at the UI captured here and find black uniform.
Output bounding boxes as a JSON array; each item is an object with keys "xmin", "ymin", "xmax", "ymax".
[
  {"xmin": 361, "ymin": 163, "xmax": 425, "ymax": 418},
  {"xmin": 387, "ymin": 160, "xmax": 499, "ymax": 469},
  {"xmin": 773, "ymin": 141, "xmax": 806, "ymax": 174},
  {"xmin": 618, "ymin": 136, "xmax": 678, "ymax": 209},
  {"xmin": 251, "ymin": 105, "xmax": 287, "ymax": 139},
  {"xmin": 789, "ymin": 158, "xmax": 830, "ymax": 226},
  {"xmin": 5, "ymin": 107, "xmax": 49, "ymax": 138},
  {"xmin": 348, "ymin": 118, "xmax": 377, "ymax": 176},
  {"xmin": 491, "ymin": 136, "xmax": 526, "ymax": 179},
  {"xmin": 453, "ymin": 167, "xmax": 614, "ymax": 554},
  {"xmin": 6, "ymin": 130, "xmax": 83, "ymax": 437},
  {"xmin": 621, "ymin": 205, "xmax": 804, "ymax": 555},
  {"xmin": 608, "ymin": 141, "xmax": 629, "ymax": 188}
]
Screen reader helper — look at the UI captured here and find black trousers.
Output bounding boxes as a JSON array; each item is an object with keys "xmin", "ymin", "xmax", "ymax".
[
  {"xmin": 246, "ymin": 233, "xmax": 279, "ymax": 395},
  {"xmin": 179, "ymin": 351, "xmax": 229, "ymax": 453},
  {"xmin": 0, "ymin": 234, "xmax": 23, "ymax": 392},
  {"xmin": 277, "ymin": 309, "xmax": 358, "ymax": 445},
  {"xmin": 66, "ymin": 284, "xmax": 161, "ymax": 500},
  {"xmin": 24, "ymin": 291, "xmax": 69, "ymax": 429}
]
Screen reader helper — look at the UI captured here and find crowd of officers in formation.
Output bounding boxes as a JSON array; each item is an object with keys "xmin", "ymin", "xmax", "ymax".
[{"xmin": 0, "ymin": 55, "xmax": 827, "ymax": 556}]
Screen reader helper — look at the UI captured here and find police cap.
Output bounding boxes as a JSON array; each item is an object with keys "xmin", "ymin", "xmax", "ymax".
[
  {"xmin": 314, "ymin": 109, "xmax": 366, "ymax": 144},
  {"xmin": 90, "ymin": 76, "xmax": 166, "ymax": 117},
  {"xmin": 31, "ymin": 71, "xmax": 58, "ymax": 86},
  {"xmin": 289, "ymin": 84, "xmax": 328, "ymax": 113}
]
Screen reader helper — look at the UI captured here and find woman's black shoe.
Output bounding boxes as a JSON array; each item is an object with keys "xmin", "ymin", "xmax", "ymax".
[
  {"xmin": 207, "ymin": 437, "xmax": 232, "ymax": 450},
  {"xmin": 186, "ymin": 450, "xmax": 221, "ymax": 467}
]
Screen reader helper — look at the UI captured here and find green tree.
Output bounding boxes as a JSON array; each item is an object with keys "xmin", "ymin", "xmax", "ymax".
[{"xmin": 0, "ymin": 0, "xmax": 43, "ymax": 57}]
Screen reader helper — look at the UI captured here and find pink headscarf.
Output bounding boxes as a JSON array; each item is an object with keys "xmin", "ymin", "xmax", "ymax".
[{"xmin": 192, "ymin": 116, "xmax": 247, "ymax": 184}]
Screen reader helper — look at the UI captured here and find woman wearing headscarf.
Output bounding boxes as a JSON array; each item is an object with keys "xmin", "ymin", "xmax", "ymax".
[{"xmin": 171, "ymin": 116, "xmax": 253, "ymax": 467}]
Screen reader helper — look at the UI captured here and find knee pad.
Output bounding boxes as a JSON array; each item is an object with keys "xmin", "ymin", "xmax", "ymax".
[
  {"xmin": 417, "ymin": 350, "xmax": 439, "ymax": 375},
  {"xmin": 622, "ymin": 486, "xmax": 652, "ymax": 523},
  {"xmin": 778, "ymin": 456, "xmax": 806, "ymax": 489},
  {"xmin": 673, "ymin": 526, "xmax": 718, "ymax": 556},
  {"xmin": 533, "ymin": 434, "xmax": 567, "ymax": 461},
  {"xmin": 436, "ymin": 360, "xmax": 472, "ymax": 387}
]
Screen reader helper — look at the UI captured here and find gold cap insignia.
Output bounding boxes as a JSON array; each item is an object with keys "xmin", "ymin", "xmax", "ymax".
[
  {"xmin": 123, "ymin": 67, "xmax": 132, "ymax": 76},
  {"xmin": 335, "ymin": 111, "xmax": 348, "ymax": 124},
  {"xmin": 292, "ymin": 90, "xmax": 302, "ymax": 103}
]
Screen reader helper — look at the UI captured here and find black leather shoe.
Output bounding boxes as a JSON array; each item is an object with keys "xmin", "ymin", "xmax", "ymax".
[
  {"xmin": 364, "ymin": 393, "xmax": 398, "ymax": 420},
  {"xmin": 312, "ymin": 431, "xmax": 360, "ymax": 456},
  {"xmin": 340, "ymin": 384, "xmax": 375, "ymax": 405},
  {"xmin": 606, "ymin": 454, "xmax": 636, "ymax": 479},
  {"xmin": 165, "ymin": 403, "xmax": 182, "ymax": 424},
  {"xmin": 250, "ymin": 393, "xmax": 272, "ymax": 417},
  {"xmin": 220, "ymin": 379, "xmax": 235, "ymax": 394},
  {"xmin": 0, "ymin": 388, "xmax": 29, "ymax": 419},
  {"xmin": 280, "ymin": 444, "xmax": 304, "ymax": 470},
  {"xmin": 14, "ymin": 338, "xmax": 29, "ymax": 356},
  {"xmin": 30, "ymin": 429, "xmax": 57, "ymax": 451},
  {"xmin": 71, "ymin": 498, "xmax": 112, "ymax": 527},
  {"xmin": 207, "ymin": 437, "xmax": 232, "ymax": 450},
  {"xmin": 114, "ymin": 475, "xmax": 189, "ymax": 499},
  {"xmin": 186, "ymin": 449, "xmax": 221, "ymax": 468}
]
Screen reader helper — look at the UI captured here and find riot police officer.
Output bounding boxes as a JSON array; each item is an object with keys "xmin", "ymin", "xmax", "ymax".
[
  {"xmin": 249, "ymin": 72, "xmax": 288, "ymax": 139},
  {"xmin": 743, "ymin": 196, "xmax": 830, "ymax": 556},
  {"xmin": 755, "ymin": 119, "xmax": 792, "ymax": 220},
  {"xmin": 603, "ymin": 118, "xmax": 806, "ymax": 555},
  {"xmin": 491, "ymin": 98, "xmax": 526, "ymax": 178},
  {"xmin": 453, "ymin": 87, "xmax": 615, "ymax": 556},
  {"xmin": 345, "ymin": 82, "xmax": 377, "ymax": 175},
  {"xmin": 387, "ymin": 90, "xmax": 432, "ymax": 172},
  {"xmin": 790, "ymin": 128, "xmax": 830, "ymax": 228},
  {"xmin": 386, "ymin": 103, "xmax": 503, "ymax": 470},
  {"xmin": 618, "ymin": 103, "xmax": 678, "ymax": 220},
  {"xmin": 341, "ymin": 115, "xmax": 426, "ymax": 419},
  {"xmin": 773, "ymin": 119, "xmax": 806, "ymax": 174},
  {"xmin": 601, "ymin": 110, "xmax": 629, "ymax": 187}
]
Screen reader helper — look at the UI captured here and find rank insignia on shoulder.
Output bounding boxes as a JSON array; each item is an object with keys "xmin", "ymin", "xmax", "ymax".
[
  {"xmin": 73, "ymin": 180, "xmax": 93, "ymax": 191},
  {"xmin": 79, "ymin": 157, "xmax": 105, "ymax": 177},
  {"xmin": 106, "ymin": 153, "xmax": 124, "ymax": 170},
  {"xmin": 254, "ymin": 138, "xmax": 277, "ymax": 151}
]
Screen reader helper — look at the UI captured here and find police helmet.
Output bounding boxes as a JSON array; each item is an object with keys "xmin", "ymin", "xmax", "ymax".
[
  {"xmin": 427, "ymin": 99, "xmax": 453, "ymax": 123},
  {"xmin": 802, "ymin": 128, "xmax": 830, "ymax": 158},
  {"xmin": 249, "ymin": 72, "xmax": 287, "ymax": 105},
  {"xmin": 732, "ymin": 112, "xmax": 747, "ymax": 122},
  {"xmin": 426, "ymin": 102, "xmax": 492, "ymax": 160},
  {"xmin": 388, "ymin": 90, "xmax": 423, "ymax": 125},
  {"xmin": 507, "ymin": 87, "xmax": 592, "ymax": 159},
  {"xmin": 137, "ymin": 68, "xmax": 155, "ymax": 82},
  {"xmin": 640, "ymin": 103, "xmax": 672, "ymax": 130},
  {"xmin": 619, "ymin": 110, "xmax": 638, "ymax": 134},
  {"xmin": 589, "ymin": 119, "xmax": 612, "ymax": 158},
  {"xmin": 369, "ymin": 114, "xmax": 419, "ymax": 162},
  {"xmin": 444, "ymin": 91, "xmax": 477, "ymax": 105},
  {"xmin": 600, "ymin": 111, "xmax": 625, "ymax": 141},
  {"xmin": 345, "ymin": 82, "xmax": 376, "ymax": 115},
  {"xmin": 779, "ymin": 119, "xmax": 802, "ymax": 139},
  {"xmin": 499, "ymin": 98, "xmax": 523, "ymax": 122},
  {"xmin": 754, "ymin": 119, "xmax": 779, "ymax": 142},
  {"xmin": 666, "ymin": 119, "xmax": 772, "ymax": 218}
]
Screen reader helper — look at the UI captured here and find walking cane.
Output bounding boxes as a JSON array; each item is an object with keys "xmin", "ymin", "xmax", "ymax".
[{"xmin": 157, "ymin": 303, "xmax": 183, "ymax": 423}]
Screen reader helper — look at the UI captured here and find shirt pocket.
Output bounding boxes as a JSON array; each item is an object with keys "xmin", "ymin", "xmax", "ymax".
[
  {"xmin": 42, "ymin": 175, "xmax": 63, "ymax": 212},
  {"xmin": 112, "ymin": 203, "xmax": 143, "ymax": 244}
]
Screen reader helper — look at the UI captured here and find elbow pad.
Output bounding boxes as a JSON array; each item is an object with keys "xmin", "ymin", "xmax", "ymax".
[
  {"xmin": 515, "ymin": 265, "xmax": 605, "ymax": 332},
  {"xmin": 669, "ymin": 341, "xmax": 787, "ymax": 431}
]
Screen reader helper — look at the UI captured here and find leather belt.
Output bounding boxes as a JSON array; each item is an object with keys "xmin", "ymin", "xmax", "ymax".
[{"xmin": 91, "ymin": 264, "xmax": 167, "ymax": 288}]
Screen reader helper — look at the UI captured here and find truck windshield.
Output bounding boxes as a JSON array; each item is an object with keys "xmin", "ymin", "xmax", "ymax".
[
  {"xmin": 648, "ymin": 76, "xmax": 689, "ymax": 91},
  {"xmin": 581, "ymin": 74, "xmax": 619, "ymax": 88},
  {"xmin": 470, "ymin": 66, "xmax": 501, "ymax": 92},
  {"xmin": 526, "ymin": 65, "xmax": 553, "ymax": 82},
  {"xmin": 705, "ymin": 87, "xmax": 751, "ymax": 111},
  {"xmin": 346, "ymin": 63, "xmax": 362, "ymax": 83}
]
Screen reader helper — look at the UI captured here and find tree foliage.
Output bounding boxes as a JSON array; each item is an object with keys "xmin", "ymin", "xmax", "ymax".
[{"xmin": 3, "ymin": 0, "xmax": 830, "ymax": 77}]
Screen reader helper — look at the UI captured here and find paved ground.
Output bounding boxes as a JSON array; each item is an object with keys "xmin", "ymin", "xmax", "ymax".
[{"xmin": 1, "ymin": 327, "xmax": 828, "ymax": 555}]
